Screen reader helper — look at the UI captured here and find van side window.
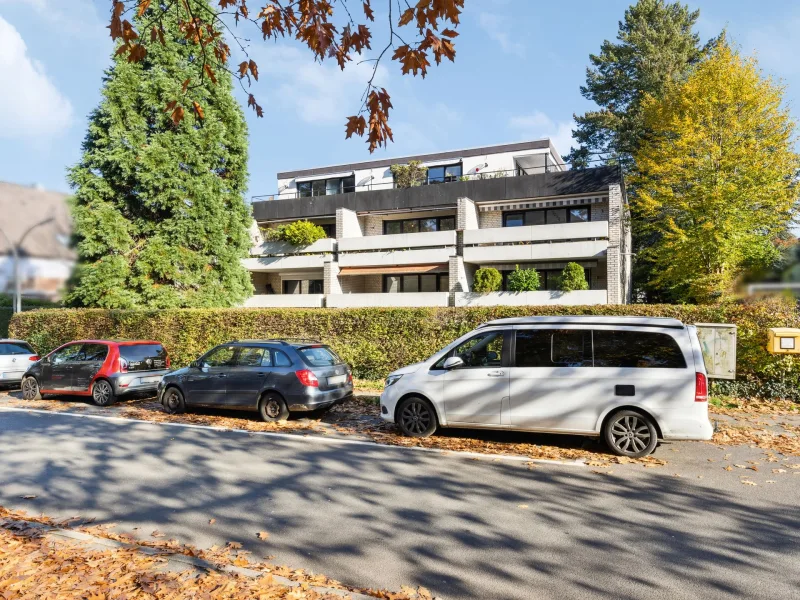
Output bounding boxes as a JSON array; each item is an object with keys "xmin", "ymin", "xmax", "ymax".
[
  {"xmin": 435, "ymin": 332, "xmax": 504, "ymax": 368},
  {"xmin": 514, "ymin": 330, "xmax": 551, "ymax": 367},
  {"xmin": 515, "ymin": 330, "xmax": 592, "ymax": 367},
  {"xmin": 593, "ymin": 330, "xmax": 686, "ymax": 368}
]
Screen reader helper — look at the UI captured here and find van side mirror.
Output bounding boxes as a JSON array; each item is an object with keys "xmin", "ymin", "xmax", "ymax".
[{"xmin": 443, "ymin": 356, "xmax": 464, "ymax": 370}]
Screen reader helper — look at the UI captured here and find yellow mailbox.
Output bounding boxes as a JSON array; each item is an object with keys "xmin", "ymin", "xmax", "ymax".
[{"xmin": 767, "ymin": 328, "xmax": 800, "ymax": 354}]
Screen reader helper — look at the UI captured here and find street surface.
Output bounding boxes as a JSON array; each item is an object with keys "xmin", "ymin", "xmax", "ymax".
[{"xmin": 0, "ymin": 407, "xmax": 798, "ymax": 599}]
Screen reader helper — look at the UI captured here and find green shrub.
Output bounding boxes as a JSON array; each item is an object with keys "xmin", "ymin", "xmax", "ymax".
[
  {"xmin": 0, "ymin": 309, "xmax": 11, "ymax": 338},
  {"xmin": 265, "ymin": 220, "xmax": 327, "ymax": 246},
  {"xmin": 559, "ymin": 262, "xmax": 589, "ymax": 292},
  {"xmin": 472, "ymin": 268, "xmax": 502, "ymax": 292},
  {"xmin": 390, "ymin": 160, "xmax": 427, "ymax": 188},
  {"xmin": 507, "ymin": 266, "xmax": 541, "ymax": 292},
  {"xmin": 8, "ymin": 298, "xmax": 800, "ymax": 398}
]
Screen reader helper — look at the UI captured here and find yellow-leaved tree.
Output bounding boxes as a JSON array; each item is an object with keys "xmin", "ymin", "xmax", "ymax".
[{"xmin": 631, "ymin": 41, "xmax": 800, "ymax": 303}]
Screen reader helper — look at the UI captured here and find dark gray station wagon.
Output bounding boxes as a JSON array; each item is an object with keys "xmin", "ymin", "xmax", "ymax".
[{"xmin": 158, "ymin": 340, "xmax": 353, "ymax": 421}]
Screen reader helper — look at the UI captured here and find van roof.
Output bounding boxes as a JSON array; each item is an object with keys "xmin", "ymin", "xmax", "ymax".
[{"xmin": 479, "ymin": 316, "xmax": 686, "ymax": 329}]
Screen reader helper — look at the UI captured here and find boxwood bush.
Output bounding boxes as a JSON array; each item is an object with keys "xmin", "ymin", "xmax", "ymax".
[{"xmin": 9, "ymin": 298, "xmax": 800, "ymax": 398}]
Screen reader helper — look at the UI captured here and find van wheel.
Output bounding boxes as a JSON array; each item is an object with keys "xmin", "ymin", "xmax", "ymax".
[
  {"xmin": 604, "ymin": 410, "xmax": 658, "ymax": 458},
  {"xmin": 162, "ymin": 387, "xmax": 186, "ymax": 414},
  {"xmin": 91, "ymin": 379, "xmax": 116, "ymax": 407},
  {"xmin": 397, "ymin": 396, "xmax": 437, "ymax": 438},
  {"xmin": 21, "ymin": 376, "xmax": 41, "ymax": 400},
  {"xmin": 259, "ymin": 393, "xmax": 289, "ymax": 422}
]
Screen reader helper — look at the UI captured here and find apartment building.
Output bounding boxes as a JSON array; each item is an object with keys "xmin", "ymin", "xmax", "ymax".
[{"xmin": 244, "ymin": 140, "xmax": 631, "ymax": 308}]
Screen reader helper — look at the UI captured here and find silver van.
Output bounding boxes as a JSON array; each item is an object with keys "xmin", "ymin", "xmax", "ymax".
[{"xmin": 379, "ymin": 316, "xmax": 713, "ymax": 457}]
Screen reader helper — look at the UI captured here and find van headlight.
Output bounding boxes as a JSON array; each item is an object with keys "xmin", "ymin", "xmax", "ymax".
[{"xmin": 384, "ymin": 374, "xmax": 403, "ymax": 388}]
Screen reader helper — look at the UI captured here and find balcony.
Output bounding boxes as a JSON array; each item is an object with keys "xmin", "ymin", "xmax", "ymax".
[
  {"xmin": 250, "ymin": 238, "xmax": 335, "ymax": 256},
  {"xmin": 244, "ymin": 238, "xmax": 335, "ymax": 272},
  {"xmin": 337, "ymin": 230, "xmax": 456, "ymax": 269},
  {"xmin": 244, "ymin": 294, "xmax": 324, "ymax": 308},
  {"xmin": 338, "ymin": 230, "xmax": 456, "ymax": 252},
  {"xmin": 454, "ymin": 290, "xmax": 608, "ymax": 307},
  {"xmin": 326, "ymin": 292, "xmax": 449, "ymax": 308}
]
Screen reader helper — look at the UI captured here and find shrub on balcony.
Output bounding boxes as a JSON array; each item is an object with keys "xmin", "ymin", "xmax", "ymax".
[
  {"xmin": 390, "ymin": 160, "xmax": 428, "ymax": 188},
  {"xmin": 472, "ymin": 268, "xmax": 502, "ymax": 292},
  {"xmin": 560, "ymin": 262, "xmax": 590, "ymax": 292},
  {"xmin": 265, "ymin": 220, "xmax": 327, "ymax": 246},
  {"xmin": 507, "ymin": 266, "xmax": 541, "ymax": 292}
]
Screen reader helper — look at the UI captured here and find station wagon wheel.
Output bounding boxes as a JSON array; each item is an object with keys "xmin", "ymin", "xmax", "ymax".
[
  {"xmin": 397, "ymin": 396, "xmax": 437, "ymax": 438},
  {"xmin": 162, "ymin": 387, "xmax": 185, "ymax": 415},
  {"xmin": 604, "ymin": 410, "xmax": 658, "ymax": 458},
  {"xmin": 259, "ymin": 393, "xmax": 289, "ymax": 422},
  {"xmin": 21, "ymin": 376, "xmax": 41, "ymax": 401},
  {"xmin": 91, "ymin": 379, "xmax": 116, "ymax": 407}
]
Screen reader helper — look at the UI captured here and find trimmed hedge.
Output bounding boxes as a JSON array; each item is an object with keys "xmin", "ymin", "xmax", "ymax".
[
  {"xmin": 8, "ymin": 298, "xmax": 800, "ymax": 398},
  {"xmin": 0, "ymin": 309, "xmax": 11, "ymax": 338}
]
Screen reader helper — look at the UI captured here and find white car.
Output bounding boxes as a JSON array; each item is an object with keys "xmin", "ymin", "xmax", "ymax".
[
  {"xmin": 0, "ymin": 339, "xmax": 39, "ymax": 387},
  {"xmin": 380, "ymin": 316, "xmax": 714, "ymax": 457}
]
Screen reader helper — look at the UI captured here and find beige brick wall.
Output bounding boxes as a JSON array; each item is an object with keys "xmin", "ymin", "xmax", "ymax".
[
  {"xmin": 340, "ymin": 275, "xmax": 365, "ymax": 294},
  {"xmin": 479, "ymin": 210, "xmax": 502, "ymax": 229},
  {"xmin": 363, "ymin": 215, "xmax": 383, "ymax": 236},
  {"xmin": 592, "ymin": 201, "xmax": 609, "ymax": 222},
  {"xmin": 364, "ymin": 274, "xmax": 383, "ymax": 293}
]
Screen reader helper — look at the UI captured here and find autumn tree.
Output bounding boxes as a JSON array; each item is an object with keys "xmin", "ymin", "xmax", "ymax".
[
  {"xmin": 631, "ymin": 42, "xmax": 800, "ymax": 303},
  {"xmin": 108, "ymin": 0, "xmax": 463, "ymax": 152},
  {"xmin": 67, "ymin": 0, "xmax": 252, "ymax": 309},
  {"xmin": 565, "ymin": 0, "xmax": 706, "ymax": 169}
]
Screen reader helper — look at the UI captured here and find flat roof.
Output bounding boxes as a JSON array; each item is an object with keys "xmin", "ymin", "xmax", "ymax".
[
  {"xmin": 479, "ymin": 316, "xmax": 686, "ymax": 329},
  {"xmin": 277, "ymin": 139, "xmax": 563, "ymax": 180}
]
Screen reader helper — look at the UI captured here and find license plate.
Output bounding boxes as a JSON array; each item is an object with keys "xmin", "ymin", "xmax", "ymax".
[
  {"xmin": 327, "ymin": 374, "xmax": 346, "ymax": 385},
  {"xmin": 140, "ymin": 376, "xmax": 162, "ymax": 384}
]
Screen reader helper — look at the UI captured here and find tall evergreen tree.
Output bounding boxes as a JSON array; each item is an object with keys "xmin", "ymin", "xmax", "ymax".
[
  {"xmin": 565, "ymin": 0, "xmax": 705, "ymax": 169},
  {"xmin": 66, "ymin": 1, "xmax": 251, "ymax": 308}
]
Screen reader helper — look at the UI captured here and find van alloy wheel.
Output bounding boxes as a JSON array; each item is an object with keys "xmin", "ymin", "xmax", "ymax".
[
  {"xmin": 92, "ymin": 380, "xmax": 115, "ymax": 407},
  {"xmin": 398, "ymin": 397, "xmax": 436, "ymax": 437},
  {"xmin": 21, "ymin": 377, "xmax": 40, "ymax": 400},
  {"xmin": 605, "ymin": 410, "xmax": 658, "ymax": 457}
]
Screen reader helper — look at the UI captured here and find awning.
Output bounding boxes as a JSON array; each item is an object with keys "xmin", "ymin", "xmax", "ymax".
[
  {"xmin": 339, "ymin": 264, "xmax": 447, "ymax": 276},
  {"xmin": 295, "ymin": 171, "xmax": 354, "ymax": 183}
]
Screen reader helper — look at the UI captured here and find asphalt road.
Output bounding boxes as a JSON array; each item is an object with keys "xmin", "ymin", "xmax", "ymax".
[{"xmin": 0, "ymin": 408, "xmax": 798, "ymax": 600}]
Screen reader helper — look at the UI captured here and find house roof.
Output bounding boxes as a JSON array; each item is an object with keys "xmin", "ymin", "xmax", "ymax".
[{"xmin": 0, "ymin": 182, "xmax": 75, "ymax": 261}]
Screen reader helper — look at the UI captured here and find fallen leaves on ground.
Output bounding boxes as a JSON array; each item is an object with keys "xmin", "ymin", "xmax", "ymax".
[
  {"xmin": 257, "ymin": 531, "xmax": 270, "ymax": 540},
  {"xmin": 711, "ymin": 422, "xmax": 800, "ymax": 456},
  {"xmin": 0, "ymin": 506, "xmax": 431, "ymax": 599},
  {"xmin": 710, "ymin": 398, "xmax": 800, "ymax": 416}
]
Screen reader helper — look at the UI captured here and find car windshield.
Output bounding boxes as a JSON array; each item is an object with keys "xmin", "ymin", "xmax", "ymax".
[
  {"xmin": 298, "ymin": 346, "xmax": 342, "ymax": 367},
  {"xmin": 0, "ymin": 342, "xmax": 34, "ymax": 355}
]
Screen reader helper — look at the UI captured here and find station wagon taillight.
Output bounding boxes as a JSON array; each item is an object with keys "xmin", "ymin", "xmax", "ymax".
[
  {"xmin": 695, "ymin": 372, "xmax": 708, "ymax": 402},
  {"xmin": 119, "ymin": 357, "xmax": 128, "ymax": 373},
  {"xmin": 295, "ymin": 369, "xmax": 319, "ymax": 387}
]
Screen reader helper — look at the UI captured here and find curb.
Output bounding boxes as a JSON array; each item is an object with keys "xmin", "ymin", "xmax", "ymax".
[{"xmin": 1, "ymin": 518, "xmax": 376, "ymax": 600}]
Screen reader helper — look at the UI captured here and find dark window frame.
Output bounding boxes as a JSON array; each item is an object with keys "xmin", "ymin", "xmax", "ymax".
[
  {"xmin": 501, "ymin": 267, "xmax": 594, "ymax": 291},
  {"xmin": 382, "ymin": 216, "xmax": 456, "ymax": 235},
  {"xmin": 297, "ymin": 175, "xmax": 356, "ymax": 198},
  {"xmin": 383, "ymin": 273, "xmax": 449, "ymax": 293},
  {"xmin": 425, "ymin": 163, "xmax": 462, "ymax": 184},
  {"xmin": 503, "ymin": 205, "xmax": 592, "ymax": 228},
  {"xmin": 432, "ymin": 329, "xmax": 511, "ymax": 370}
]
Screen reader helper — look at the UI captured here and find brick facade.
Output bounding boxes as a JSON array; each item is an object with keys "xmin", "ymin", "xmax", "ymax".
[{"xmin": 478, "ymin": 210, "xmax": 502, "ymax": 229}]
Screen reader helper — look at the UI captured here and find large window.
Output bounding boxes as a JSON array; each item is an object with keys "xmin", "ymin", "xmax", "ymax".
[
  {"xmin": 503, "ymin": 206, "xmax": 591, "ymax": 227},
  {"xmin": 383, "ymin": 273, "xmax": 449, "ymax": 293},
  {"xmin": 283, "ymin": 279, "xmax": 324, "ymax": 294},
  {"xmin": 297, "ymin": 175, "xmax": 356, "ymax": 198},
  {"xmin": 426, "ymin": 163, "xmax": 462, "ymax": 184},
  {"xmin": 514, "ymin": 329, "xmax": 686, "ymax": 368},
  {"xmin": 434, "ymin": 331, "xmax": 505, "ymax": 369},
  {"xmin": 501, "ymin": 267, "xmax": 593, "ymax": 291},
  {"xmin": 383, "ymin": 216, "xmax": 456, "ymax": 235}
]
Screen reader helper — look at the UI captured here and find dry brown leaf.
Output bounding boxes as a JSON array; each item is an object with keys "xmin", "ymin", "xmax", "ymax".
[
  {"xmin": 257, "ymin": 531, "xmax": 269, "ymax": 540},
  {"xmin": 19, "ymin": 495, "xmax": 36, "ymax": 500},
  {"xmin": 208, "ymin": 518, "xmax": 216, "ymax": 525},
  {"xmin": 517, "ymin": 504, "xmax": 529, "ymax": 509},
  {"xmin": 772, "ymin": 469, "xmax": 787, "ymax": 474},
  {"xmin": 741, "ymin": 480, "xmax": 758, "ymax": 486},
  {"xmin": 723, "ymin": 466, "xmax": 733, "ymax": 471}
]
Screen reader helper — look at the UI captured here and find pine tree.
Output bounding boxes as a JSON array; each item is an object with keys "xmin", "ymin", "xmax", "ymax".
[
  {"xmin": 66, "ymin": 1, "xmax": 251, "ymax": 308},
  {"xmin": 631, "ymin": 42, "xmax": 800, "ymax": 303},
  {"xmin": 566, "ymin": 0, "xmax": 705, "ymax": 169}
]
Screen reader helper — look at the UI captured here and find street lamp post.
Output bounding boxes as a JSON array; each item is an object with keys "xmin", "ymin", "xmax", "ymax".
[{"xmin": 0, "ymin": 216, "xmax": 55, "ymax": 313}]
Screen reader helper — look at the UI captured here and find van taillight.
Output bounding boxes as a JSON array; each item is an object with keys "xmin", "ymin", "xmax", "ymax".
[
  {"xmin": 695, "ymin": 372, "xmax": 708, "ymax": 402},
  {"xmin": 119, "ymin": 357, "xmax": 128, "ymax": 373},
  {"xmin": 29, "ymin": 355, "xmax": 39, "ymax": 361},
  {"xmin": 295, "ymin": 369, "xmax": 319, "ymax": 387}
]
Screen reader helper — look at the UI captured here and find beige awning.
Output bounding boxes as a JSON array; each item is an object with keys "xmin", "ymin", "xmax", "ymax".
[{"xmin": 339, "ymin": 264, "xmax": 447, "ymax": 276}]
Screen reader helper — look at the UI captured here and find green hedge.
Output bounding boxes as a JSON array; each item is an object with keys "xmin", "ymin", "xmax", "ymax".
[
  {"xmin": 8, "ymin": 298, "xmax": 800, "ymax": 398},
  {"xmin": 0, "ymin": 309, "xmax": 11, "ymax": 338}
]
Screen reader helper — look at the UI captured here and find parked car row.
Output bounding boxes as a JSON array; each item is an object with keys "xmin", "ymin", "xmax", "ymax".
[
  {"xmin": 6, "ymin": 338, "xmax": 353, "ymax": 422},
  {"xmin": 3, "ymin": 315, "xmax": 714, "ymax": 457}
]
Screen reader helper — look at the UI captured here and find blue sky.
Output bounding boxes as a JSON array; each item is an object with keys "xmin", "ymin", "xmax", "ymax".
[{"xmin": 1, "ymin": 0, "xmax": 799, "ymax": 198}]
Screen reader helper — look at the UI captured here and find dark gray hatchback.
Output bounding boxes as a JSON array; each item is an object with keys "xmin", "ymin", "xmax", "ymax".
[{"xmin": 157, "ymin": 340, "xmax": 353, "ymax": 421}]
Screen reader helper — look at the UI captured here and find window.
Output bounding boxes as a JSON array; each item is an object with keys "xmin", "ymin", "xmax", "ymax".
[
  {"xmin": 298, "ymin": 346, "xmax": 342, "ymax": 367},
  {"xmin": 283, "ymin": 280, "xmax": 301, "ymax": 295},
  {"xmin": 273, "ymin": 350, "xmax": 292, "ymax": 367},
  {"xmin": 426, "ymin": 163, "xmax": 462, "ymax": 184},
  {"xmin": 260, "ymin": 351, "xmax": 273, "ymax": 367},
  {"xmin": 51, "ymin": 344, "xmax": 83, "ymax": 365},
  {"xmin": 514, "ymin": 331, "xmax": 552, "ymax": 367},
  {"xmin": 383, "ymin": 273, "xmax": 449, "ymax": 292},
  {"xmin": 236, "ymin": 347, "xmax": 265, "ymax": 367},
  {"xmin": 78, "ymin": 344, "xmax": 108, "ymax": 362},
  {"xmin": 552, "ymin": 330, "xmax": 593, "ymax": 367},
  {"xmin": 447, "ymin": 332, "xmax": 504, "ymax": 368},
  {"xmin": 503, "ymin": 205, "xmax": 591, "ymax": 227},
  {"xmin": 501, "ymin": 267, "xmax": 592, "ymax": 291},
  {"xmin": 203, "ymin": 346, "xmax": 236, "ymax": 367},
  {"xmin": 320, "ymin": 223, "xmax": 335, "ymax": 238},
  {"xmin": 297, "ymin": 181, "xmax": 312, "ymax": 197},
  {"xmin": 118, "ymin": 344, "xmax": 167, "ymax": 370},
  {"xmin": 312, "ymin": 179, "xmax": 326, "ymax": 197},
  {"xmin": 297, "ymin": 175, "xmax": 355, "ymax": 198},
  {"xmin": 0, "ymin": 342, "xmax": 34, "ymax": 355},
  {"xmin": 309, "ymin": 280, "xmax": 324, "ymax": 294},
  {"xmin": 383, "ymin": 216, "xmax": 456, "ymax": 235},
  {"xmin": 593, "ymin": 330, "xmax": 686, "ymax": 368}
]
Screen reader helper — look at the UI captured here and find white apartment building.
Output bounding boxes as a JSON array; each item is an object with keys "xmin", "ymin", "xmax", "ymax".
[{"xmin": 243, "ymin": 140, "xmax": 631, "ymax": 308}]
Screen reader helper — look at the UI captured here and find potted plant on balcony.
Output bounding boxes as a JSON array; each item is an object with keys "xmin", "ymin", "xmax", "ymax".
[
  {"xmin": 265, "ymin": 220, "xmax": 327, "ymax": 247},
  {"xmin": 472, "ymin": 268, "xmax": 502, "ymax": 292},
  {"xmin": 390, "ymin": 160, "xmax": 428, "ymax": 188},
  {"xmin": 507, "ymin": 266, "xmax": 541, "ymax": 292},
  {"xmin": 559, "ymin": 262, "xmax": 589, "ymax": 292}
]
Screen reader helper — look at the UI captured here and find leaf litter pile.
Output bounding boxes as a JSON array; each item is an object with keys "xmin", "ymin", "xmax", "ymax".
[{"xmin": 0, "ymin": 506, "xmax": 433, "ymax": 600}]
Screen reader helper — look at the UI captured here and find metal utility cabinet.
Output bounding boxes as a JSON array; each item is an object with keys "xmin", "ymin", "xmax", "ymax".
[{"xmin": 695, "ymin": 323, "xmax": 737, "ymax": 380}]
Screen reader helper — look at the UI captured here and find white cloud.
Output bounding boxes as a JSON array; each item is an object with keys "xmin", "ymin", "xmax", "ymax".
[
  {"xmin": 0, "ymin": 16, "xmax": 73, "ymax": 139},
  {"xmin": 250, "ymin": 45, "xmax": 390, "ymax": 125},
  {"xmin": 508, "ymin": 112, "xmax": 576, "ymax": 156},
  {"xmin": 478, "ymin": 13, "xmax": 524, "ymax": 57}
]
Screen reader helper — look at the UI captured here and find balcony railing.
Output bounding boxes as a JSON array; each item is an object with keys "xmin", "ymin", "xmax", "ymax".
[
  {"xmin": 338, "ymin": 230, "xmax": 456, "ymax": 252},
  {"xmin": 463, "ymin": 221, "xmax": 608, "ymax": 246}
]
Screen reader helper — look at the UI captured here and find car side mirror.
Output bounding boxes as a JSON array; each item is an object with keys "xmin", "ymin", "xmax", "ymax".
[
  {"xmin": 199, "ymin": 362, "xmax": 210, "ymax": 373},
  {"xmin": 443, "ymin": 356, "xmax": 464, "ymax": 370}
]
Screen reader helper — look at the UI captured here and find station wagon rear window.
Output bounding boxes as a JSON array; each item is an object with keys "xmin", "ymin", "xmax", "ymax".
[
  {"xmin": 0, "ymin": 342, "xmax": 34, "ymax": 355},
  {"xmin": 298, "ymin": 346, "xmax": 342, "ymax": 367},
  {"xmin": 119, "ymin": 344, "xmax": 168, "ymax": 371}
]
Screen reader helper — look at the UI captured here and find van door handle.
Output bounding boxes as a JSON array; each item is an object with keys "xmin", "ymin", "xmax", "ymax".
[{"xmin": 487, "ymin": 370, "xmax": 505, "ymax": 377}]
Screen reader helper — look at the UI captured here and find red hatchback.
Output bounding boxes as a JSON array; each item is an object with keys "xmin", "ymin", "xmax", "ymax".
[{"xmin": 21, "ymin": 340, "xmax": 170, "ymax": 406}]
